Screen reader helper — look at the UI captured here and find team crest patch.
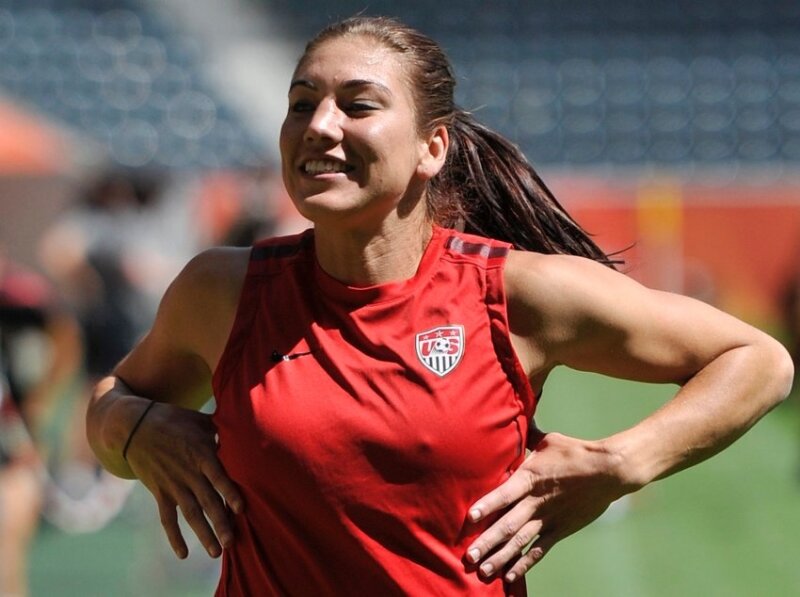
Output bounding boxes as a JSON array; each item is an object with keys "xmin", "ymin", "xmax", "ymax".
[{"xmin": 415, "ymin": 325, "xmax": 465, "ymax": 377}]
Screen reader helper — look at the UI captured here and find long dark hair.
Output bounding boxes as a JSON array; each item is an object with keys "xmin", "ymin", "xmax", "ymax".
[{"xmin": 302, "ymin": 16, "xmax": 619, "ymax": 267}]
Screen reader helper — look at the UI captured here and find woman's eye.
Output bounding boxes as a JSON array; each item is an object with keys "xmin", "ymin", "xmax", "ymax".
[
  {"xmin": 346, "ymin": 102, "xmax": 377, "ymax": 113},
  {"xmin": 290, "ymin": 101, "xmax": 315, "ymax": 113}
]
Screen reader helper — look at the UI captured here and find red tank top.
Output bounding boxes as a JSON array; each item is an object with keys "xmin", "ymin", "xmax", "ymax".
[{"xmin": 212, "ymin": 226, "xmax": 537, "ymax": 596}]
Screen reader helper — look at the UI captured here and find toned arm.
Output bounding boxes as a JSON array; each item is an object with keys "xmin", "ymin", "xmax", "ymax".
[
  {"xmin": 504, "ymin": 250, "xmax": 794, "ymax": 486},
  {"xmin": 465, "ymin": 249, "xmax": 793, "ymax": 582}
]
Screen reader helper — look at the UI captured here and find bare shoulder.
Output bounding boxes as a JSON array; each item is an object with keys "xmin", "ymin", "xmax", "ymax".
[
  {"xmin": 503, "ymin": 250, "xmax": 630, "ymax": 321},
  {"xmin": 172, "ymin": 246, "xmax": 250, "ymax": 307},
  {"xmin": 502, "ymin": 250, "xmax": 644, "ymax": 378}
]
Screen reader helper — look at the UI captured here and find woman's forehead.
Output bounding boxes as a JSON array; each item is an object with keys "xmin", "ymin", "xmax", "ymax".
[{"xmin": 295, "ymin": 36, "xmax": 405, "ymax": 83}]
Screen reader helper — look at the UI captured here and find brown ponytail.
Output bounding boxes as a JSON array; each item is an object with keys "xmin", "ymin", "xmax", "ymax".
[{"xmin": 431, "ymin": 110, "xmax": 620, "ymax": 267}]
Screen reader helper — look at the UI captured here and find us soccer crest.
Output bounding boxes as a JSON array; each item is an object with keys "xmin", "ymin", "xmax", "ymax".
[{"xmin": 415, "ymin": 325, "xmax": 465, "ymax": 377}]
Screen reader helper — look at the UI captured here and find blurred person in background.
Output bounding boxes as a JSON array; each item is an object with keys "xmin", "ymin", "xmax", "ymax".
[
  {"xmin": 86, "ymin": 16, "xmax": 793, "ymax": 596},
  {"xmin": 38, "ymin": 168, "xmax": 168, "ymax": 357},
  {"xmin": 0, "ymin": 246, "xmax": 83, "ymax": 597}
]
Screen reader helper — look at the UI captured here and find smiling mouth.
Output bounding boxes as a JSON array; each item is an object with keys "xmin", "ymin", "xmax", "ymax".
[{"xmin": 303, "ymin": 159, "xmax": 354, "ymax": 175}]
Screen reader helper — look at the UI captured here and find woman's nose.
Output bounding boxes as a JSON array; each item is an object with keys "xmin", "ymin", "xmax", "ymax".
[{"xmin": 305, "ymin": 100, "xmax": 343, "ymax": 144}]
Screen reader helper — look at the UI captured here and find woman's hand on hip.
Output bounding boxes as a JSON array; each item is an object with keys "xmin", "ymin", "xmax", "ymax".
[
  {"xmin": 125, "ymin": 402, "xmax": 244, "ymax": 559},
  {"xmin": 464, "ymin": 430, "xmax": 632, "ymax": 583}
]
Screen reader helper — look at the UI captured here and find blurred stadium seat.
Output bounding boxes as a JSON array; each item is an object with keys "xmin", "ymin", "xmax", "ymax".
[{"xmin": 0, "ymin": 0, "xmax": 266, "ymax": 169}]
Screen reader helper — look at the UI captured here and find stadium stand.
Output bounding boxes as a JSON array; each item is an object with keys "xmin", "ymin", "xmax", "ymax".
[
  {"xmin": 0, "ymin": 0, "xmax": 267, "ymax": 169},
  {"xmin": 0, "ymin": 0, "xmax": 798, "ymax": 169}
]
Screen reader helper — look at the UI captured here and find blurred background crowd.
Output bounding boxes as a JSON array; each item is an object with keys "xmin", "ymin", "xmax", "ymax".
[{"xmin": 0, "ymin": 0, "xmax": 799, "ymax": 595}]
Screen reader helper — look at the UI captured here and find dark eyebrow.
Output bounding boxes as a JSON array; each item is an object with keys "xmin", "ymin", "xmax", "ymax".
[
  {"xmin": 288, "ymin": 78, "xmax": 392, "ymax": 95},
  {"xmin": 289, "ymin": 79, "xmax": 316, "ymax": 92},
  {"xmin": 341, "ymin": 79, "xmax": 392, "ymax": 95}
]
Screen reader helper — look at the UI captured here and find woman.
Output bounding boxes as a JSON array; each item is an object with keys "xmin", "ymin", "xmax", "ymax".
[{"xmin": 86, "ymin": 17, "xmax": 793, "ymax": 595}]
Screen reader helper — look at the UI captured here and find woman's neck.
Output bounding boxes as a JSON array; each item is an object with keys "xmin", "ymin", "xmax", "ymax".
[{"xmin": 313, "ymin": 213, "xmax": 434, "ymax": 286}]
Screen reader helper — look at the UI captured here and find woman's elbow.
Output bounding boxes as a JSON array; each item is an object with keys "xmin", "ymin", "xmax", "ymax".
[{"xmin": 761, "ymin": 336, "xmax": 795, "ymax": 408}]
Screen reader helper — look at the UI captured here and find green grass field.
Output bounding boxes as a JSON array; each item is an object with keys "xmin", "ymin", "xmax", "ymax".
[{"xmin": 29, "ymin": 368, "xmax": 800, "ymax": 596}]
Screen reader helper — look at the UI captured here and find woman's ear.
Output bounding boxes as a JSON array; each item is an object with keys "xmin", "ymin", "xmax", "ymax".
[{"xmin": 416, "ymin": 124, "xmax": 449, "ymax": 180}]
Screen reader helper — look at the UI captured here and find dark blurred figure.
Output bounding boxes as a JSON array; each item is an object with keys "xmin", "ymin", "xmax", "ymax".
[
  {"xmin": 0, "ymin": 247, "xmax": 82, "ymax": 597},
  {"xmin": 221, "ymin": 212, "xmax": 276, "ymax": 248},
  {"xmin": 76, "ymin": 249, "xmax": 147, "ymax": 381}
]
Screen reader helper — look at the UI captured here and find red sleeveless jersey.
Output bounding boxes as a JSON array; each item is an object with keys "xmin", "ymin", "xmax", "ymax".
[{"xmin": 212, "ymin": 226, "xmax": 537, "ymax": 595}]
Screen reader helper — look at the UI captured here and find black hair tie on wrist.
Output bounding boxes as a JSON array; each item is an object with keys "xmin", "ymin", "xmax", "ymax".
[{"xmin": 122, "ymin": 401, "xmax": 157, "ymax": 462}]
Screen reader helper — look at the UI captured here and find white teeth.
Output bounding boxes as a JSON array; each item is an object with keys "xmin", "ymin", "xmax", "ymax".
[{"xmin": 304, "ymin": 160, "xmax": 349, "ymax": 174}]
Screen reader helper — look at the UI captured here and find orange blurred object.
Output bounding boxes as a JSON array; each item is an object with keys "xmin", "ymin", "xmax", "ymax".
[{"xmin": 0, "ymin": 100, "xmax": 66, "ymax": 175}]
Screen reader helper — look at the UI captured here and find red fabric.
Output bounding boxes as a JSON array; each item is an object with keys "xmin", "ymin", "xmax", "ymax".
[{"xmin": 212, "ymin": 226, "xmax": 537, "ymax": 596}]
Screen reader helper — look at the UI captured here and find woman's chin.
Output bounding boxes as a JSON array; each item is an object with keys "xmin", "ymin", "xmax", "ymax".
[{"xmin": 292, "ymin": 196, "xmax": 365, "ymax": 224}]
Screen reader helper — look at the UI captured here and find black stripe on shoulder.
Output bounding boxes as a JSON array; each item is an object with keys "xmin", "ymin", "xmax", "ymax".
[
  {"xmin": 445, "ymin": 235, "xmax": 509, "ymax": 258},
  {"xmin": 250, "ymin": 234, "xmax": 313, "ymax": 261}
]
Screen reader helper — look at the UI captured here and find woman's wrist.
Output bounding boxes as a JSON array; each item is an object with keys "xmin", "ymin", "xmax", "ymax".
[
  {"xmin": 87, "ymin": 377, "xmax": 152, "ymax": 478},
  {"xmin": 122, "ymin": 400, "xmax": 157, "ymax": 462},
  {"xmin": 597, "ymin": 433, "xmax": 653, "ymax": 495}
]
